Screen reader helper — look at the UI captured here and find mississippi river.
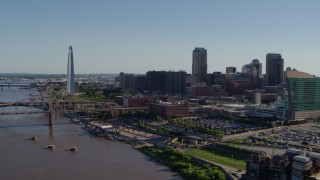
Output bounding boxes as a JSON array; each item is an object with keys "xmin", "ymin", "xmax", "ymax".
[{"xmin": 0, "ymin": 87, "xmax": 180, "ymax": 180}]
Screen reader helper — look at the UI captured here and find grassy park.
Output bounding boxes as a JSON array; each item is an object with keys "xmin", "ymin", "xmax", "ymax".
[
  {"xmin": 186, "ymin": 146, "xmax": 250, "ymax": 170},
  {"xmin": 139, "ymin": 146, "xmax": 225, "ymax": 180}
]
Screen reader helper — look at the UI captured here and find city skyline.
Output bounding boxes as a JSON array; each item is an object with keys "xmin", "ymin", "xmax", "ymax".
[{"xmin": 1, "ymin": 1, "xmax": 320, "ymax": 75}]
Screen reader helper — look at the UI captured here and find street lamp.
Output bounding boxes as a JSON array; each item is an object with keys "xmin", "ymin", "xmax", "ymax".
[
  {"xmin": 213, "ymin": 150, "xmax": 215, "ymax": 161},
  {"xmin": 232, "ymin": 155, "xmax": 234, "ymax": 168}
]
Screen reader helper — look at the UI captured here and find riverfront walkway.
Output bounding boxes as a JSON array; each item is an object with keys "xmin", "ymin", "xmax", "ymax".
[{"xmin": 112, "ymin": 124, "xmax": 169, "ymax": 145}]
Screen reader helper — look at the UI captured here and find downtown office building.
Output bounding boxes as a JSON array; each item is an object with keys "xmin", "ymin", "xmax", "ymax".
[
  {"xmin": 192, "ymin": 47, "xmax": 207, "ymax": 83},
  {"xmin": 266, "ymin": 53, "xmax": 284, "ymax": 86},
  {"xmin": 286, "ymin": 71, "xmax": 320, "ymax": 121}
]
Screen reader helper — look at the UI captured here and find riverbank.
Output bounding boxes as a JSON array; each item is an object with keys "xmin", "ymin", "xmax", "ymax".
[
  {"xmin": 67, "ymin": 115, "xmax": 238, "ymax": 179},
  {"xmin": 138, "ymin": 146, "xmax": 226, "ymax": 180}
]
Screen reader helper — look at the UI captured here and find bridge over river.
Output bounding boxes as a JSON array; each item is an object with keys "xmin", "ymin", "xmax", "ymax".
[
  {"xmin": 0, "ymin": 78, "xmax": 39, "ymax": 88},
  {"xmin": 0, "ymin": 99, "xmax": 123, "ymax": 126},
  {"xmin": 0, "ymin": 85, "xmax": 126, "ymax": 126}
]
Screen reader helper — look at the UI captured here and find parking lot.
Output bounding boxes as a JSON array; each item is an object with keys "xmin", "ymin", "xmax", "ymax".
[
  {"xmin": 198, "ymin": 119, "xmax": 260, "ymax": 133},
  {"xmin": 257, "ymin": 123, "xmax": 320, "ymax": 147},
  {"xmin": 136, "ymin": 118, "xmax": 260, "ymax": 138}
]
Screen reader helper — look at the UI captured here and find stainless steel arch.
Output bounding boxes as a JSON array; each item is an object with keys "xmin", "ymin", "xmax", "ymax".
[{"xmin": 67, "ymin": 46, "xmax": 75, "ymax": 94}]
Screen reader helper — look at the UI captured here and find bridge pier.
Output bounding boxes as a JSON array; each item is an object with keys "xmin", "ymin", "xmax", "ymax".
[
  {"xmin": 48, "ymin": 112, "xmax": 54, "ymax": 126},
  {"xmin": 49, "ymin": 126, "xmax": 53, "ymax": 138}
]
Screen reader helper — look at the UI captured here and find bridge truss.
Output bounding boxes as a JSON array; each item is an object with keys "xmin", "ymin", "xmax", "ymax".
[
  {"xmin": 0, "ymin": 79, "xmax": 39, "ymax": 87},
  {"xmin": 0, "ymin": 88, "xmax": 121, "ymax": 125}
]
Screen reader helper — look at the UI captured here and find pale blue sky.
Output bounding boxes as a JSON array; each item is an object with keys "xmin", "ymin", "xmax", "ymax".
[{"xmin": 1, "ymin": 0, "xmax": 320, "ymax": 75}]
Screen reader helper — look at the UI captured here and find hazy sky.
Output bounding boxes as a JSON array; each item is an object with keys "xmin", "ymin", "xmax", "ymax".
[{"xmin": 1, "ymin": 0, "xmax": 320, "ymax": 75}]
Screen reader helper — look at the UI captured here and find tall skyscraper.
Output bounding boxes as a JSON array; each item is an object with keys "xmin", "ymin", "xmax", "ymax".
[
  {"xmin": 266, "ymin": 53, "xmax": 284, "ymax": 86},
  {"xmin": 242, "ymin": 59, "xmax": 262, "ymax": 89},
  {"xmin": 192, "ymin": 47, "xmax": 207, "ymax": 82},
  {"xmin": 67, "ymin": 46, "xmax": 75, "ymax": 94}
]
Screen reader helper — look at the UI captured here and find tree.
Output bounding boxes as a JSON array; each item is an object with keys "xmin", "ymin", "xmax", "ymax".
[
  {"xmin": 213, "ymin": 129, "xmax": 223, "ymax": 140},
  {"xmin": 103, "ymin": 88, "xmax": 123, "ymax": 98},
  {"xmin": 156, "ymin": 115, "xmax": 163, "ymax": 122},
  {"xmin": 53, "ymin": 85, "xmax": 65, "ymax": 91}
]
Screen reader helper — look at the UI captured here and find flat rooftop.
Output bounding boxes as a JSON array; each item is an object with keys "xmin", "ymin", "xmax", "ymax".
[{"xmin": 286, "ymin": 71, "xmax": 314, "ymax": 78}]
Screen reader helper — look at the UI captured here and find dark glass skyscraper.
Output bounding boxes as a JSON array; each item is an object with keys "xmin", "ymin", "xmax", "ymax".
[
  {"xmin": 67, "ymin": 46, "xmax": 75, "ymax": 94},
  {"xmin": 192, "ymin": 47, "xmax": 207, "ymax": 82},
  {"xmin": 266, "ymin": 53, "xmax": 284, "ymax": 86}
]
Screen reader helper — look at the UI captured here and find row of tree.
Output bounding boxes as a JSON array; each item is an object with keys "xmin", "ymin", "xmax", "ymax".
[
  {"xmin": 53, "ymin": 83, "xmax": 126, "ymax": 99},
  {"xmin": 167, "ymin": 118, "xmax": 224, "ymax": 140},
  {"xmin": 140, "ymin": 146, "xmax": 225, "ymax": 180}
]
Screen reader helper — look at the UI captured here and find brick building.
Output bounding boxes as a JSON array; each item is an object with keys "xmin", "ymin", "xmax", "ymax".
[{"xmin": 149, "ymin": 101, "xmax": 189, "ymax": 118}]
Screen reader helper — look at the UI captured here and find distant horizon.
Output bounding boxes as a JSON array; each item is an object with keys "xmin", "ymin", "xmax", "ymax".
[
  {"xmin": 1, "ymin": 68, "xmax": 319, "ymax": 78},
  {"xmin": 0, "ymin": 72, "xmax": 119, "ymax": 75}
]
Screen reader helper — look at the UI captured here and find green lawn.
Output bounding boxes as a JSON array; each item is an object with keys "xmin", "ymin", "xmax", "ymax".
[
  {"xmin": 186, "ymin": 147, "xmax": 250, "ymax": 170},
  {"xmin": 314, "ymin": 123, "xmax": 320, "ymax": 128}
]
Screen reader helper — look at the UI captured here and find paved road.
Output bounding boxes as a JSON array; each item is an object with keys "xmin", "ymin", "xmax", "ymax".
[
  {"xmin": 222, "ymin": 128, "xmax": 274, "ymax": 141},
  {"xmin": 231, "ymin": 144, "xmax": 287, "ymax": 156}
]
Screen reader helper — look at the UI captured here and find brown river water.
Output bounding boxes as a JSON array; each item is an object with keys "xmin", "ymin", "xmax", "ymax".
[{"xmin": 0, "ymin": 87, "xmax": 180, "ymax": 180}]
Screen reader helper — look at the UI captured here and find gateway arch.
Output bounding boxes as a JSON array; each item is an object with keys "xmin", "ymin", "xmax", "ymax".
[{"xmin": 67, "ymin": 46, "xmax": 75, "ymax": 94}]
